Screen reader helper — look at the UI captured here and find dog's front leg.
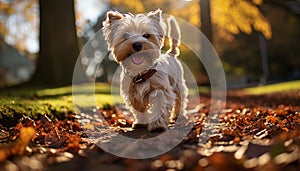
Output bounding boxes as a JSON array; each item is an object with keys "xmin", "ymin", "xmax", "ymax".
[
  {"xmin": 147, "ymin": 89, "xmax": 170, "ymax": 132},
  {"xmin": 132, "ymin": 110, "xmax": 151, "ymax": 129}
]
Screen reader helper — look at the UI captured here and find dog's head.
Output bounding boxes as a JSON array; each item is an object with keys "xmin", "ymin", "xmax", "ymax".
[{"xmin": 102, "ymin": 9, "xmax": 166, "ymax": 76}]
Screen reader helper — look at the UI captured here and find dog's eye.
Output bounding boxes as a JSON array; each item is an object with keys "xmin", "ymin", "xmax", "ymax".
[
  {"xmin": 143, "ymin": 34, "xmax": 150, "ymax": 39},
  {"xmin": 123, "ymin": 33, "xmax": 130, "ymax": 40}
]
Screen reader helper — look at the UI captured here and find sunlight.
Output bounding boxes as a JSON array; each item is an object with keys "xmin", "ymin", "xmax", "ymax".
[{"xmin": 75, "ymin": 0, "xmax": 108, "ymax": 29}]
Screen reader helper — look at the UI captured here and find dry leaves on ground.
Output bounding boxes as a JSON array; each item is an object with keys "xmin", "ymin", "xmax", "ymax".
[{"xmin": 0, "ymin": 91, "xmax": 299, "ymax": 170}]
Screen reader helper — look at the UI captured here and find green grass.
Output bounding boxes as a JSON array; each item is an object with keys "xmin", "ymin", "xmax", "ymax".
[
  {"xmin": 1, "ymin": 83, "xmax": 111, "ymax": 97},
  {"xmin": 0, "ymin": 96, "xmax": 73, "ymax": 119},
  {"xmin": 243, "ymin": 80, "xmax": 300, "ymax": 95},
  {"xmin": 0, "ymin": 83, "xmax": 117, "ymax": 125}
]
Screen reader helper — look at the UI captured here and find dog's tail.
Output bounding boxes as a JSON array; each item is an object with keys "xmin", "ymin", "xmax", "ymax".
[{"xmin": 167, "ymin": 16, "xmax": 181, "ymax": 57}]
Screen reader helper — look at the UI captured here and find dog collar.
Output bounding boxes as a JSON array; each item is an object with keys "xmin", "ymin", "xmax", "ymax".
[{"xmin": 132, "ymin": 69, "xmax": 157, "ymax": 84}]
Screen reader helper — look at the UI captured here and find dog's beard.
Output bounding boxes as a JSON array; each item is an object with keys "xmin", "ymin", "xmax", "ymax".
[{"xmin": 121, "ymin": 49, "xmax": 160, "ymax": 77}]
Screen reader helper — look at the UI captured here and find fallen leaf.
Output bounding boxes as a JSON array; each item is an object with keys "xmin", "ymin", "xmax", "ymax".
[{"xmin": 0, "ymin": 127, "xmax": 35, "ymax": 162}]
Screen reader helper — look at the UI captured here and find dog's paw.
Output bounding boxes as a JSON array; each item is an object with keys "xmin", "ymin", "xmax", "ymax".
[
  {"xmin": 132, "ymin": 123, "xmax": 148, "ymax": 129},
  {"xmin": 147, "ymin": 120, "xmax": 168, "ymax": 132},
  {"xmin": 148, "ymin": 126, "xmax": 166, "ymax": 132}
]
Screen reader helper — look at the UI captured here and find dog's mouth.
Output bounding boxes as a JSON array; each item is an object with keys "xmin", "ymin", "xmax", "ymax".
[
  {"xmin": 131, "ymin": 55, "xmax": 144, "ymax": 65},
  {"xmin": 127, "ymin": 51, "xmax": 148, "ymax": 65},
  {"xmin": 122, "ymin": 50, "xmax": 158, "ymax": 76}
]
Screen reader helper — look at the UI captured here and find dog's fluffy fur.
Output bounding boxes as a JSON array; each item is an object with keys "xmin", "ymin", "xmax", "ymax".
[{"xmin": 102, "ymin": 9, "xmax": 188, "ymax": 131}]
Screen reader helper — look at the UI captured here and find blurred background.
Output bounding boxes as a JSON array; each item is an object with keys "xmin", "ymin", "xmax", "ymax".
[{"xmin": 0, "ymin": 0, "xmax": 299, "ymax": 88}]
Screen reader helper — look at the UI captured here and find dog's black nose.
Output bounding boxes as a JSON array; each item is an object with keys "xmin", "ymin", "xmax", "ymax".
[{"xmin": 132, "ymin": 42, "xmax": 143, "ymax": 52}]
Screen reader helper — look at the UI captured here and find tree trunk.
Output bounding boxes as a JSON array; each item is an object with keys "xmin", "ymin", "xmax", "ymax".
[
  {"xmin": 259, "ymin": 33, "xmax": 269, "ymax": 84},
  {"xmin": 31, "ymin": 0, "xmax": 79, "ymax": 86},
  {"xmin": 200, "ymin": 0, "xmax": 212, "ymax": 43}
]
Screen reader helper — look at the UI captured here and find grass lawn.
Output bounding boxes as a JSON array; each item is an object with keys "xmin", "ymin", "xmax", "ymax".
[
  {"xmin": 0, "ymin": 83, "xmax": 118, "ymax": 124},
  {"xmin": 243, "ymin": 80, "xmax": 300, "ymax": 95}
]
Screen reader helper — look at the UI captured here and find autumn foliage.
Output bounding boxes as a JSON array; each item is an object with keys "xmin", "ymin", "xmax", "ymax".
[{"xmin": 110, "ymin": 0, "xmax": 272, "ymax": 40}]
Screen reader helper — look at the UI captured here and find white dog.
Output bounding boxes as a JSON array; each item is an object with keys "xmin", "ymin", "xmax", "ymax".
[{"xmin": 102, "ymin": 9, "xmax": 188, "ymax": 131}]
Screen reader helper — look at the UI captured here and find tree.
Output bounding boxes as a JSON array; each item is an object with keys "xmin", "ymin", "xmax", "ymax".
[
  {"xmin": 0, "ymin": 0, "xmax": 80, "ymax": 86},
  {"xmin": 31, "ymin": 0, "xmax": 79, "ymax": 86},
  {"xmin": 200, "ymin": 0, "xmax": 212, "ymax": 42}
]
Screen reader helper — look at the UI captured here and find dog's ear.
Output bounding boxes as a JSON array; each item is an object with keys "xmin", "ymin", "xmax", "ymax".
[
  {"xmin": 147, "ymin": 9, "xmax": 162, "ymax": 22},
  {"xmin": 147, "ymin": 9, "xmax": 166, "ymax": 46},
  {"xmin": 102, "ymin": 11, "xmax": 123, "ymax": 50},
  {"xmin": 103, "ymin": 11, "xmax": 123, "ymax": 26}
]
